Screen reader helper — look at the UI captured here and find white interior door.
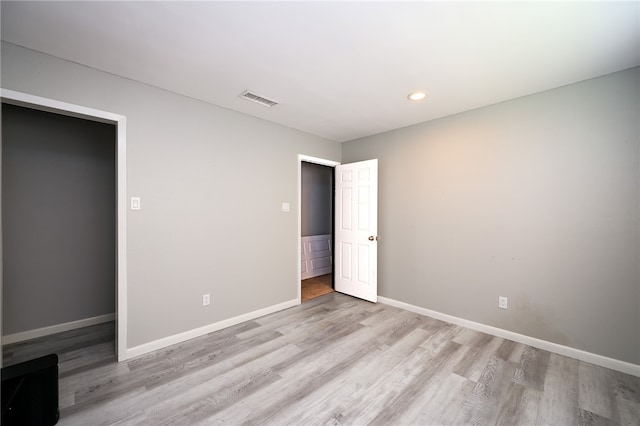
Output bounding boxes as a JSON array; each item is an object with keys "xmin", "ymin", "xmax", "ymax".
[{"xmin": 335, "ymin": 159, "xmax": 378, "ymax": 302}]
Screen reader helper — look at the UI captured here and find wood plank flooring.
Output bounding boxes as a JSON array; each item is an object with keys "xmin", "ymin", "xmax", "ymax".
[{"xmin": 3, "ymin": 292, "xmax": 639, "ymax": 425}]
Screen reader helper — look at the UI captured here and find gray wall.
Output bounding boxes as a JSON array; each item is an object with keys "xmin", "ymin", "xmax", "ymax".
[
  {"xmin": 2, "ymin": 41, "xmax": 637, "ymax": 366},
  {"xmin": 0, "ymin": 42, "xmax": 341, "ymax": 348},
  {"xmin": 343, "ymin": 67, "xmax": 640, "ymax": 365},
  {"xmin": 2, "ymin": 104, "xmax": 116, "ymax": 335},
  {"xmin": 301, "ymin": 162, "xmax": 333, "ymax": 237}
]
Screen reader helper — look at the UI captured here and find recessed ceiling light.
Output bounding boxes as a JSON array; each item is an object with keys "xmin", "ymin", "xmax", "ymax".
[{"xmin": 407, "ymin": 91, "xmax": 427, "ymax": 102}]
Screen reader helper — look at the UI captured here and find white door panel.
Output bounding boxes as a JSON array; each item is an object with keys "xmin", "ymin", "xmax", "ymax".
[{"xmin": 335, "ymin": 159, "xmax": 378, "ymax": 302}]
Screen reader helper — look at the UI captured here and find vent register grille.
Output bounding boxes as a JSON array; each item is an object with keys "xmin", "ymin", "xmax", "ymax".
[{"xmin": 239, "ymin": 91, "xmax": 279, "ymax": 107}]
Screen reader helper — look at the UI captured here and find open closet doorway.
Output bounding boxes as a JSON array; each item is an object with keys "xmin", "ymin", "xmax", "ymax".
[
  {"xmin": 0, "ymin": 89, "xmax": 127, "ymax": 363},
  {"xmin": 299, "ymin": 156, "xmax": 339, "ymax": 302},
  {"xmin": 2, "ymin": 103, "xmax": 116, "ymax": 369}
]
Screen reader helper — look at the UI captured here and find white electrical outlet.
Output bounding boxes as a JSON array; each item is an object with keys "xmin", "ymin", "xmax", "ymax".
[
  {"xmin": 202, "ymin": 294, "xmax": 210, "ymax": 306},
  {"xmin": 498, "ymin": 296, "xmax": 508, "ymax": 310}
]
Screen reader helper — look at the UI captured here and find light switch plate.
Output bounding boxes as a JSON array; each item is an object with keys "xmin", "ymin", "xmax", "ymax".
[
  {"xmin": 131, "ymin": 197, "xmax": 141, "ymax": 210},
  {"xmin": 281, "ymin": 202, "xmax": 290, "ymax": 212}
]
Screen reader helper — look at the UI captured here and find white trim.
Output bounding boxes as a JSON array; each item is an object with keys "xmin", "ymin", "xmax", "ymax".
[
  {"xmin": 299, "ymin": 155, "xmax": 341, "ymax": 168},
  {"xmin": 0, "ymin": 89, "xmax": 128, "ymax": 361},
  {"xmin": 126, "ymin": 299, "xmax": 298, "ymax": 359},
  {"xmin": 297, "ymin": 155, "xmax": 340, "ymax": 304},
  {"xmin": 116, "ymin": 119, "xmax": 127, "ymax": 361},
  {"xmin": 2, "ymin": 314, "xmax": 115, "ymax": 345},
  {"xmin": 379, "ymin": 296, "xmax": 640, "ymax": 377},
  {"xmin": 1, "ymin": 89, "xmax": 123, "ymax": 123}
]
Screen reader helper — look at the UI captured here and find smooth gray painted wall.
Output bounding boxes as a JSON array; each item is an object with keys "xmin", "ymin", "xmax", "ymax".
[
  {"xmin": 301, "ymin": 162, "xmax": 333, "ymax": 237},
  {"xmin": 0, "ymin": 42, "xmax": 341, "ymax": 348},
  {"xmin": 2, "ymin": 104, "xmax": 116, "ymax": 334},
  {"xmin": 343, "ymin": 67, "xmax": 640, "ymax": 364}
]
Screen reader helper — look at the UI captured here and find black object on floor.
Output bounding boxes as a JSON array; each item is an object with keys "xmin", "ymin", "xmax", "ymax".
[{"xmin": 2, "ymin": 353, "xmax": 59, "ymax": 426}]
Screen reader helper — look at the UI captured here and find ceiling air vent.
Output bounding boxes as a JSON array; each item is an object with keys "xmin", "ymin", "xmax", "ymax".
[{"xmin": 239, "ymin": 90, "xmax": 279, "ymax": 108}]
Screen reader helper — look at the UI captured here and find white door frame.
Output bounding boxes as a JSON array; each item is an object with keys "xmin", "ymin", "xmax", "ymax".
[
  {"xmin": 297, "ymin": 155, "xmax": 340, "ymax": 303},
  {"xmin": 0, "ymin": 89, "xmax": 128, "ymax": 361}
]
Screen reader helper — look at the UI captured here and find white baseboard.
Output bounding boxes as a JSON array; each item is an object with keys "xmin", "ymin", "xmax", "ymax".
[
  {"xmin": 378, "ymin": 296, "xmax": 640, "ymax": 377},
  {"xmin": 2, "ymin": 313, "xmax": 116, "ymax": 345},
  {"xmin": 125, "ymin": 299, "xmax": 299, "ymax": 360}
]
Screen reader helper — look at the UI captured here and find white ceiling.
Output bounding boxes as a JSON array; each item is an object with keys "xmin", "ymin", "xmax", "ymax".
[{"xmin": 2, "ymin": 1, "xmax": 639, "ymax": 142}]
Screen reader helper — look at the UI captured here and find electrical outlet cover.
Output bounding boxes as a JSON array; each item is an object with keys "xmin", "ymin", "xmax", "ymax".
[{"xmin": 498, "ymin": 296, "xmax": 508, "ymax": 309}]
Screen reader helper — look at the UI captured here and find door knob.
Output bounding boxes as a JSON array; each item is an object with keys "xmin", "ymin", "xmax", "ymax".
[{"xmin": 368, "ymin": 236, "xmax": 377, "ymax": 241}]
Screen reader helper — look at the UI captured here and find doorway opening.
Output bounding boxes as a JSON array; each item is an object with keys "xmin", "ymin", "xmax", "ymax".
[
  {"xmin": 2, "ymin": 103, "xmax": 116, "ymax": 367},
  {"xmin": 0, "ymin": 89, "xmax": 127, "ymax": 362},
  {"xmin": 298, "ymin": 156, "xmax": 379, "ymax": 304},
  {"xmin": 298, "ymin": 155, "xmax": 339, "ymax": 303}
]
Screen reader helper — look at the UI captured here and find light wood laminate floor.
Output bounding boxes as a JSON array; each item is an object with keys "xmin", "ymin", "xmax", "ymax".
[{"xmin": 3, "ymin": 293, "xmax": 639, "ymax": 425}]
